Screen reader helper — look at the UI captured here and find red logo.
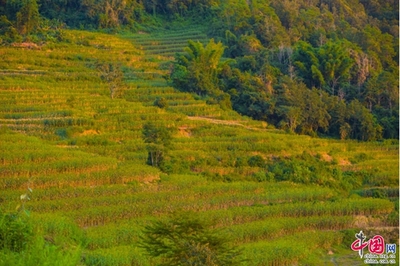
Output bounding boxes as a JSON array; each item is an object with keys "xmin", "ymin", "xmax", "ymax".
[
  {"xmin": 369, "ymin": 235, "xmax": 385, "ymax": 254},
  {"xmin": 351, "ymin": 231, "xmax": 386, "ymax": 258}
]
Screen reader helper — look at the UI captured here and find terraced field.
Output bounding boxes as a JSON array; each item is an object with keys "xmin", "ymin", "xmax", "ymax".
[{"xmin": 0, "ymin": 27, "xmax": 398, "ymax": 265}]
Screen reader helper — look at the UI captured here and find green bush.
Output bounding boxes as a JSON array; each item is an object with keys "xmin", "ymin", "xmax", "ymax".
[
  {"xmin": 0, "ymin": 235, "xmax": 81, "ymax": 266},
  {"xmin": 247, "ymin": 155, "xmax": 265, "ymax": 167},
  {"xmin": 387, "ymin": 206, "xmax": 399, "ymax": 227},
  {"xmin": 234, "ymin": 157, "xmax": 248, "ymax": 168},
  {"xmin": 267, "ymin": 153, "xmax": 349, "ymax": 189},
  {"xmin": 252, "ymin": 171, "xmax": 269, "ymax": 182},
  {"xmin": 0, "ymin": 212, "xmax": 33, "ymax": 252},
  {"xmin": 140, "ymin": 212, "xmax": 243, "ymax": 266},
  {"xmin": 154, "ymin": 97, "xmax": 169, "ymax": 108}
]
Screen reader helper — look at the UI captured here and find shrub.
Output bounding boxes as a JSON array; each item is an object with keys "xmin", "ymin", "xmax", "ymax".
[
  {"xmin": 267, "ymin": 154, "xmax": 350, "ymax": 189},
  {"xmin": 247, "ymin": 155, "xmax": 265, "ymax": 167},
  {"xmin": 154, "ymin": 97, "xmax": 169, "ymax": 108},
  {"xmin": 0, "ymin": 212, "xmax": 33, "ymax": 252},
  {"xmin": 142, "ymin": 122, "xmax": 174, "ymax": 168},
  {"xmin": 140, "ymin": 212, "xmax": 243, "ymax": 266},
  {"xmin": 252, "ymin": 171, "xmax": 269, "ymax": 182},
  {"xmin": 234, "ymin": 157, "xmax": 248, "ymax": 168}
]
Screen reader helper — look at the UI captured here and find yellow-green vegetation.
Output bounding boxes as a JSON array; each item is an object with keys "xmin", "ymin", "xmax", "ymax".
[{"xmin": 0, "ymin": 28, "xmax": 398, "ymax": 265}]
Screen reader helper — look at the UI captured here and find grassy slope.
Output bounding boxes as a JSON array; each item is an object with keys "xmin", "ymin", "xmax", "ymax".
[{"xmin": 0, "ymin": 27, "xmax": 398, "ymax": 265}]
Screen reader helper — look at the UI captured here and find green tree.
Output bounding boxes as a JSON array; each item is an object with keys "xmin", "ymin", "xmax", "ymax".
[
  {"xmin": 96, "ymin": 61, "xmax": 124, "ymax": 99},
  {"xmin": 292, "ymin": 41, "xmax": 322, "ymax": 88},
  {"xmin": 251, "ymin": 2, "xmax": 290, "ymax": 47},
  {"xmin": 0, "ymin": 15, "xmax": 21, "ymax": 43},
  {"xmin": 142, "ymin": 122, "xmax": 173, "ymax": 168},
  {"xmin": 364, "ymin": 71, "xmax": 399, "ymax": 113},
  {"xmin": 347, "ymin": 100, "xmax": 381, "ymax": 141},
  {"xmin": 81, "ymin": 0, "xmax": 142, "ymax": 29},
  {"xmin": 350, "ymin": 48, "xmax": 371, "ymax": 93},
  {"xmin": 375, "ymin": 71, "xmax": 399, "ymax": 113},
  {"xmin": 275, "ymin": 78, "xmax": 306, "ymax": 132},
  {"xmin": 278, "ymin": 106, "xmax": 303, "ymax": 132},
  {"xmin": 140, "ymin": 213, "xmax": 243, "ymax": 266},
  {"xmin": 171, "ymin": 39, "xmax": 225, "ymax": 97},
  {"xmin": 292, "ymin": 40, "xmax": 354, "ymax": 95},
  {"xmin": 300, "ymin": 88, "xmax": 331, "ymax": 135},
  {"xmin": 358, "ymin": 25, "xmax": 396, "ymax": 69},
  {"xmin": 276, "ymin": 78, "xmax": 330, "ymax": 135},
  {"xmin": 16, "ymin": 0, "xmax": 40, "ymax": 35},
  {"xmin": 339, "ymin": 122, "xmax": 351, "ymax": 140},
  {"xmin": 318, "ymin": 40, "xmax": 354, "ymax": 95},
  {"xmin": 326, "ymin": 97, "xmax": 349, "ymax": 139},
  {"xmin": 221, "ymin": 67, "xmax": 275, "ymax": 121}
]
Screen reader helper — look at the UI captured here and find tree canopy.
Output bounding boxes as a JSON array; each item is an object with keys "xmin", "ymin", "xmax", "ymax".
[
  {"xmin": 140, "ymin": 213, "xmax": 243, "ymax": 266},
  {"xmin": 0, "ymin": 0, "xmax": 397, "ymax": 140},
  {"xmin": 142, "ymin": 122, "xmax": 173, "ymax": 168}
]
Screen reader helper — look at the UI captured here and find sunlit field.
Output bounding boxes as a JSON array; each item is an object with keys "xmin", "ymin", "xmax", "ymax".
[{"xmin": 0, "ymin": 28, "xmax": 398, "ymax": 265}]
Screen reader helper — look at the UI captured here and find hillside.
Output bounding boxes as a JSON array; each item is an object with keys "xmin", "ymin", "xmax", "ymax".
[
  {"xmin": 0, "ymin": 26, "xmax": 398, "ymax": 265},
  {"xmin": 1, "ymin": 0, "xmax": 399, "ymax": 141}
]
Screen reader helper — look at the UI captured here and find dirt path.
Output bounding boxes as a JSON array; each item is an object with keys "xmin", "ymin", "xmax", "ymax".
[{"xmin": 187, "ymin": 116, "xmax": 264, "ymax": 131}]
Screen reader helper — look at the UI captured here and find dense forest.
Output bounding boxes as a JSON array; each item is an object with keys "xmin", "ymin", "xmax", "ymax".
[{"xmin": 1, "ymin": 0, "xmax": 398, "ymax": 140}]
